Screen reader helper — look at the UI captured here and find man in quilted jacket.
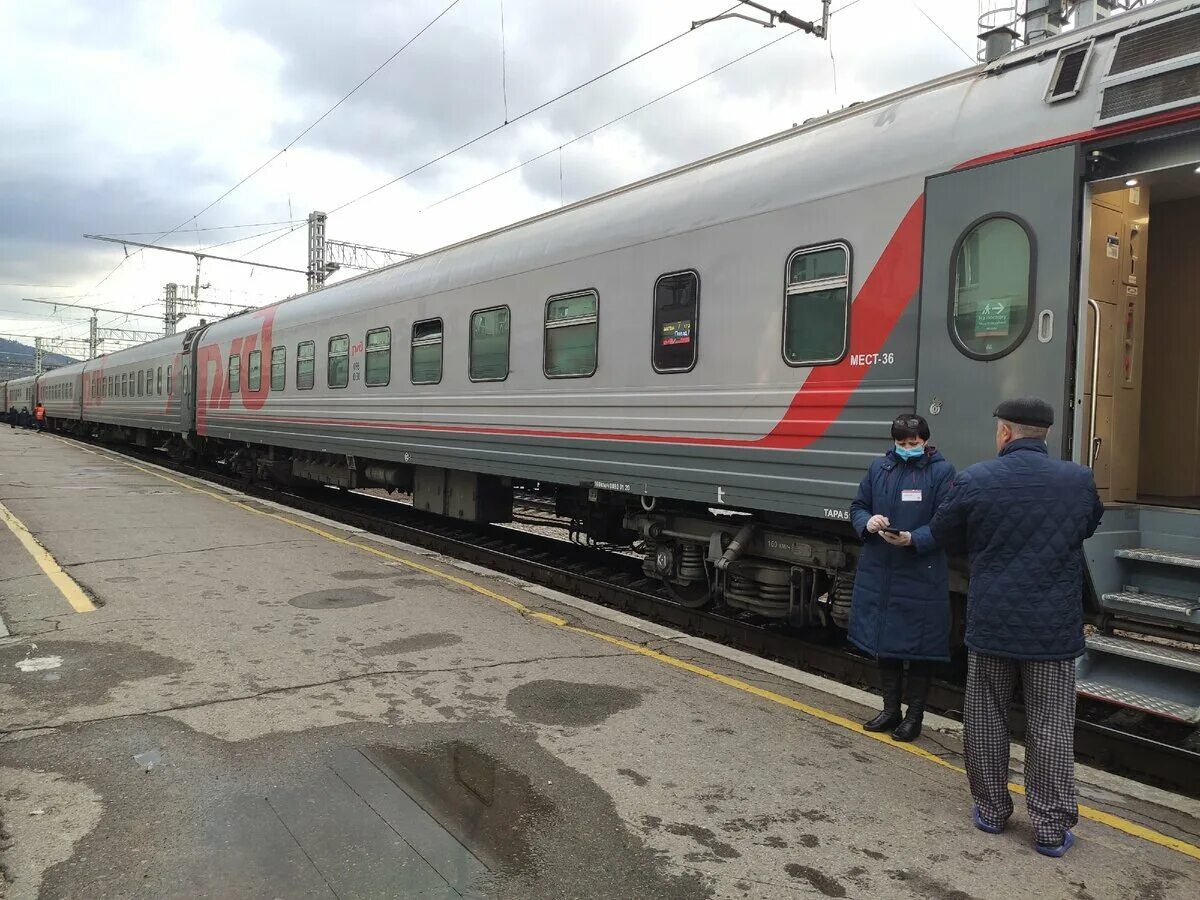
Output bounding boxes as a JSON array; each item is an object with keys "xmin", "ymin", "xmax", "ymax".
[{"xmin": 926, "ymin": 397, "xmax": 1103, "ymax": 858}]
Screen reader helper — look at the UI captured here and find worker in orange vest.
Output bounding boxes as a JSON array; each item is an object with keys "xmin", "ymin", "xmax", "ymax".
[{"xmin": 34, "ymin": 402, "xmax": 45, "ymax": 432}]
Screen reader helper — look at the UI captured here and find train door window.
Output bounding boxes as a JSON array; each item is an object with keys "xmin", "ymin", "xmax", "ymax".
[
  {"xmin": 411, "ymin": 319, "xmax": 443, "ymax": 384},
  {"xmin": 544, "ymin": 290, "xmax": 599, "ymax": 378},
  {"xmin": 652, "ymin": 271, "xmax": 699, "ymax": 373},
  {"xmin": 784, "ymin": 242, "xmax": 850, "ymax": 366},
  {"xmin": 248, "ymin": 349, "xmax": 262, "ymax": 392},
  {"xmin": 365, "ymin": 327, "xmax": 391, "ymax": 386},
  {"xmin": 228, "ymin": 353, "xmax": 241, "ymax": 394},
  {"xmin": 950, "ymin": 216, "xmax": 1034, "ymax": 359},
  {"xmin": 297, "ymin": 341, "xmax": 315, "ymax": 390},
  {"xmin": 270, "ymin": 346, "xmax": 285, "ymax": 391},
  {"xmin": 156, "ymin": 367, "xmax": 162, "ymax": 395},
  {"xmin": 328, "ymin": 335, "xmax": 349, "ymax": 388},
  {"xmin": 469, "ymin": 306, "xmax": 510, "ymax": 381},
  {"xmin": 166, "ymin": 366, "xmax": 172, "ymax": 396}
]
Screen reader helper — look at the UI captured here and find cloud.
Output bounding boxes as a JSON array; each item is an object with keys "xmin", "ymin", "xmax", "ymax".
[{"xmin": 0, "ymin": 0, "xmax": 987, "ymax": 344}]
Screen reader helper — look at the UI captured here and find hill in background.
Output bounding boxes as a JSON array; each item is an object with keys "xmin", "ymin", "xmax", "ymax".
[{"xmin": 0, "ymin": 337, "xmax": 79, "ymax": 380}]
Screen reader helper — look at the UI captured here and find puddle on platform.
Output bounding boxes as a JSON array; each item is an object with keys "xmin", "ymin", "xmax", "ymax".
[
  {"xmin": 505, "ymin": 679, "xmax": 643, "ymax": 727},
  {"xmin": 367, "ymin": 739, "xmax": 552, "ymax": 879},
  {"xmin": 287, "ymin": 588, "xmax": 389, "ymax": 609},
  {"xmin": 362, "ymin": 632, "xmax": 463, "ymax": 656}
]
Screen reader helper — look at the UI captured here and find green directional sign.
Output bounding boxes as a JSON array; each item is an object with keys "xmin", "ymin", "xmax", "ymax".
[{"xmin": 975, "ymin": 298, "xmax": 1011, "ymax": 338}]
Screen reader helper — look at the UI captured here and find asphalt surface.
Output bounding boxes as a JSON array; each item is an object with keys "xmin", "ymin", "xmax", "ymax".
[{"xmin": 1, "ymin": 426, "xmax": 1198, "ymax": 899}]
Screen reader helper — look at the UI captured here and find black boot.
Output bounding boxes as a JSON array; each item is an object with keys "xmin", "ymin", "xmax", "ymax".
[
  {"xmin": 863, "ymin": 663, "xmax": 903, "ymax": 732},
  {"xmin": 891, "ymin": 669, "xmax": 932, "ymax": 742}
]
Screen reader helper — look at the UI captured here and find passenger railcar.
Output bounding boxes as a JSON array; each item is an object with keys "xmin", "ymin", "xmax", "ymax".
[
  {"xmin": 28, "ymin": 1, "xmax": 1200, "ymax": 723},
  {"xmin": 5, "ymin": 376, "xmax": 37, "ymax": 414},
  {"xmin": 37, "ymin": 363, "xmax": 84, "ymax": 425},
  {"xmin": 80, "ymin": 332, "xmax": 192, "ymax": 442}
]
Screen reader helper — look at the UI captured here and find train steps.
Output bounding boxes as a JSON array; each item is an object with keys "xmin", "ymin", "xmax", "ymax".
[{"xmin": 1078, "ymin": 530, "xmax": 1200, "ymax": 725}]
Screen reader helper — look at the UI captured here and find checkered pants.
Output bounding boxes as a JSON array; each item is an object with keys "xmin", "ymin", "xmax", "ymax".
[{"xmin": 965, "ymin": 652, "xmax": 1078, "ymax": 846}]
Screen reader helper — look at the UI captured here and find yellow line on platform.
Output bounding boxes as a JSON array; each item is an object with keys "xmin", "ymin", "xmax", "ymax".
[
  {"xmin": 0, "ymin": 499, "xmax": 95, "ymax": 613},
  {"xmin": 55, "ymin": 436, "xmax": 1200, "ymax": 861}
]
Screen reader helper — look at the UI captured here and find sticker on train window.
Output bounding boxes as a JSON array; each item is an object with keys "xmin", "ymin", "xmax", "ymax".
[
  {"xmin": 975, "ymin": 299, "xmax": 1012, "ymax": 338},
  {"xmin": 660, "ymin": 320, "xmax": 692, "ymax": 345}
]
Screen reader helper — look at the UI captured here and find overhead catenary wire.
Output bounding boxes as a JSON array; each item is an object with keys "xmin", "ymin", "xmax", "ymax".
[
  {"xmin": 75, "ymin": 0, "xmax": 467, "ymax": 322},
  {"xmin": 422, "ymin": 26, "xmax": 802, "ymax": 214},
  {"xmin": 909, "ymin": 0, "xmax": 976, "ymax": 64},
  {"xmin": 322, "ymin": 2, "xmax": 745, "ymax": 218}
]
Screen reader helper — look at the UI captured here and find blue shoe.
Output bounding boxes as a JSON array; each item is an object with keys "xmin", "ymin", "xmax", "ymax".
[
  {"xmin": 1035, "ymin": 831, "xmax": 1075, "ymax": 858},
  {"xmin": 972, "ymin": 805, "xmax": 1005, "ymax": 835}
]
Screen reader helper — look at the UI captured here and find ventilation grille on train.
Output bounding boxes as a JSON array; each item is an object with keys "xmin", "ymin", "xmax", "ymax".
[
  {"xmin": 1045, "ymin": 41, "xmax": 1093, "ymax": 103},
  {"xmin": 1097, "ymin": 8, "xmax": 1200, "ymax": 125},
  {"xmin": 1101, "ymin": 63, "xmax": 1200, "ymax": 121},
  {"xmin": 1109, "ymin": 11, "xmax": 1200, "ymax": 76}
]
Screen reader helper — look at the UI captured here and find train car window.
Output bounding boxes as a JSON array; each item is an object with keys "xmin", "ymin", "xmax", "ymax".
[
  {"xmin": 950, "ymin": 216, "xmax": 1034, "ymax": 360},
  {"xmin": 270, "ymin": 347, "xmax": 285, "ymax": 391},
  {"xmin": 365, "ymin": 328, "xmax": 391, "ymax": 387},
  {"xmin": 228, "ymin": 354, "xmax": 241, "ymax": 394},
  {"xmin": 469, "ymin": 307, "xmax": 510, "ymax": 382},
  {"xmin": 652, "ymin": 271, "xmax": 700, "ymax": 373},
  {"xmin": 784, "ymin": 243, "xmax": 850, "ymax": 366},
  {"xmin": 297, "ymin": 341, "xmax": 315, "ymax": 390},
  {"xmin": 544, "ymin": 291, "xmax": 599, "ymax": 378},
  {"xmin": 121, "ymin": 373, "xmax": 127, "ymax": 397},
  {"xmin": 328, "ymin": 335, "xmax": 349, "ymax": 388},
  {"xmin": 157, "ymin": 367, "xmax": 163, "ymax": 395},
  {"xmin": 137, "ymin": 370, "xmax": 144, "ymax": 397},
  {"xmin": 248, "ymin": 350, "xmax": 262, "ymax": 392},
  {"xmin": 411, "ymin": 319, "xmax": 443, "ymax": 385}
]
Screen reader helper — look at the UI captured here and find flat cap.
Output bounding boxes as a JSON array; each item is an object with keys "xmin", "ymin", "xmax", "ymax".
[{"xmin": 993, "ymin": 397, "xmax": 1054, "ymax": 428}]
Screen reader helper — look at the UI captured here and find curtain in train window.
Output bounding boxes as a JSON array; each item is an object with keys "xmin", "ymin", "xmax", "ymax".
[
  {"xmin": 544, "ymin": 291, "xmax": 598, "ymax": 378},
  {"xmin": 228, "ymin": 354, "xmax": 241, "ymax": 394},
  {"xmin": 297, "ymin": 341, "xmax": 315, "ymax": 390},
  {"xmin": 784, "ymin": 243, "xmax": 850, "ymax": 366},
  {"xmin": 166, "ymin": 366, "xmax": 172, "ymax": 396},
  {"xmin": 411, "ymin": 319, "xmax": 443, "ymax": 385},
  {"xmin": 247, "ymin": 350, "xmax": 262, "ymax": 392},
  {"xmin": 653, "ymin": 272, "xmax": 699, "ymax": 373},
  {"xmin": 469, "ymin": 307, "xmax": 510, "ymax": 381},
  {"xmin": 156, "ymin": 367, "xmax": 163, "ymax": 395},
  {"xmin": 950, "ymin": 217, "xmax": 1032, "ymax": 359},
  {"xmin": 328, "ymin": 335, "xmax": 349, "ymax": 388},
  {"xmin": 122, "ymin": 374, "xmax": 127, "ymax": 397},
  {"xmin": 270, "ymin": 347, "xmax": 286, "ymax": 391},
  {"xmin": 365, "ymin": 328, "xmax": 391, "ymax": 386}
]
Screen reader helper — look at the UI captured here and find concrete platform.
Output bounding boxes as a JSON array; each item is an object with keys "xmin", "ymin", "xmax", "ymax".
[{"xmin": 1, "ymin": 426, "xmax": 1197, "ymax": 900}]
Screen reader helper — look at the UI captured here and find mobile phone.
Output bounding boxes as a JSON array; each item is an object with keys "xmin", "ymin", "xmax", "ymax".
[{"xmin": 880, "ymin": 527, "xmax": 902, "ymax": 535}]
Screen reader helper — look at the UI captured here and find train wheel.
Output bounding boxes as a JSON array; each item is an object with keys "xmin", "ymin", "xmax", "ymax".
[{"xmin": 660, "ymin": 577, "xmax": 711, "ymax": 609}]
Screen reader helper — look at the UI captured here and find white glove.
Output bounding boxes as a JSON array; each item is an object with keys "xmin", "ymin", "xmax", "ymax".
[{"xmin": 866, "ymin": 514, "xmax": 890, "ymax": 534}]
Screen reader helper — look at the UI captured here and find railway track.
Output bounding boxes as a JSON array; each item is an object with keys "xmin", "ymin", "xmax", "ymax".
[{"xmin": 68, "ymin": 434, "xmax": 1200, "ymax": 799}]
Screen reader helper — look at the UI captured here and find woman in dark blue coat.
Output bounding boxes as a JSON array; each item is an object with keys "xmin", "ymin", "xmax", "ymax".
[{"xmin": 848, "ymin": 413, "xmax": 955, "ymax": 741}]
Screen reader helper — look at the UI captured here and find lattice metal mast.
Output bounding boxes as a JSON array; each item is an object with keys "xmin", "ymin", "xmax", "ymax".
[{"xmin": 306, "ymin": 210, "xmax": 418, "ymax": 290}]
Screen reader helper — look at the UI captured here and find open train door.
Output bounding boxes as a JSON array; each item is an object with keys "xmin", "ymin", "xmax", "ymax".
[{"xmin": 916, "ymin": 144, "xmax": 1082, "ymax": 466}]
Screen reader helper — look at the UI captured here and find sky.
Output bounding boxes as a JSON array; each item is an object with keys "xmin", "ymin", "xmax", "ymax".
[{"xmin": 0, "ymin": 0, "xmax": 991, "ymax": 358}]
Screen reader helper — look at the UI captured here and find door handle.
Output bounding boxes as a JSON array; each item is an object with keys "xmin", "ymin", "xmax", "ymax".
[{"xmin": 1091, "ymin": 436, "xmax": 1102, "ymax": 468}]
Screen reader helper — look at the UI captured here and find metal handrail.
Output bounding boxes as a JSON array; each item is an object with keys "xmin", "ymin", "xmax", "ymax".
[{"xmin": 1087, "ymin": 298, "xmax": 1102, "ymax": 467}]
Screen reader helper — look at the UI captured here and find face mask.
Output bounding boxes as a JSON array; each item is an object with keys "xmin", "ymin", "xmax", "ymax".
[{"xmin": 894, "ymin": 444, "xmax": 925, "ymax": 460}]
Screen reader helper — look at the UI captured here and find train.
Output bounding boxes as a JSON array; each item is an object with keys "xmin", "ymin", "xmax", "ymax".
[{"xmin": 4, "ymin": 0, "xmax": 1199, "ymax": 728}]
